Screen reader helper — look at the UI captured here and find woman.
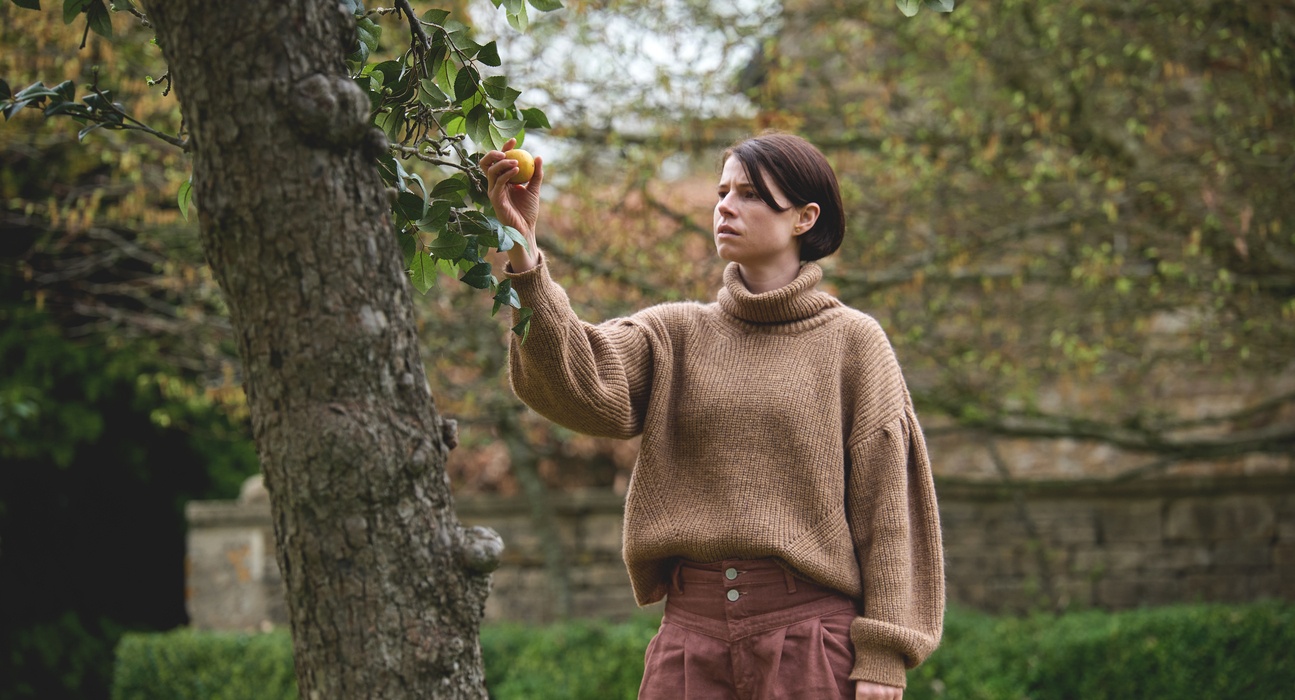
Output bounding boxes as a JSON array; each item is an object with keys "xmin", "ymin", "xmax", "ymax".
[{"xmin": 481, "ymin": 133, "xmax": 944, "ymax": 700}]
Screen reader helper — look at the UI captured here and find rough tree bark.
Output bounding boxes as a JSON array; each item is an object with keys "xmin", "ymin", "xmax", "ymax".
[{"xmin": 145, "ymin": 1, "xmax": 501, "ymax": 697}]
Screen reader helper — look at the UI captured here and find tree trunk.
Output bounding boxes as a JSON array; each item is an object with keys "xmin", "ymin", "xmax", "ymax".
[{"xmin": 146, "ymin": 1, "xmax": 499, "ymax": 697}]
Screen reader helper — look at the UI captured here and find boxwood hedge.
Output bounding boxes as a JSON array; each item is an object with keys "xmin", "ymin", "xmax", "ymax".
[{"xmin": 112, "ymin": 601, "xmax": 1295, "ymax": 700}]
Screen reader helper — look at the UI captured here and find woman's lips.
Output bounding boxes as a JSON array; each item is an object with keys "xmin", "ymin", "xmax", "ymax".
[{"xmin": 716, "ymin": 224, "xmax": 739, "ymax": 236}]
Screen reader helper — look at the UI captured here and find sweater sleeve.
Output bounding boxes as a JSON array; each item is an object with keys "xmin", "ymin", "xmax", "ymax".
[
  {"xmin": 503, "ymin": 255, "xmax": 657, "ymax": 439},
  {"xmin": 844, "ymin": 400, "xmax": 945, "ymax": 688}
]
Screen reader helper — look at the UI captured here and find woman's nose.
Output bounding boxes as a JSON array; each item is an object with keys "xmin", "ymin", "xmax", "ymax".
[{"xmin": 716, "ymin": 194, "xmax": 736, "ymax": 218}]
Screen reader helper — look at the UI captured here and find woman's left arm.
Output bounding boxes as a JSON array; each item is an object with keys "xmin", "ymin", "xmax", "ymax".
[{"xmin": 844, "ymin": 395, "xmax": 945, "ymax": 690}]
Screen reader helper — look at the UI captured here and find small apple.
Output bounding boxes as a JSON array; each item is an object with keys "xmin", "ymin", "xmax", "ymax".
[{"xmin": 504, "ymin": 148, "xmax": 535, "ymax": 184}]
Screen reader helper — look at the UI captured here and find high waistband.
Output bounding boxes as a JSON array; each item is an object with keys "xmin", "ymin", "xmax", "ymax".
[{"xmin": 664, "ymin": 558, "xmax": 857, "ymax": 642}]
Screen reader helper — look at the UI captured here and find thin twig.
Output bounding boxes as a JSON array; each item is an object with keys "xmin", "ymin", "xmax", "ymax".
[
  {"xmin": 394, "ymin": 0, "xmax": 432, "ymax": 50},
  {"xmin": 390, "ymin": 144, "xmax": 472, "ymax": 175},
  {"xmin": 88, "ymin": 83, "xmax": 188, "ymax": 150}
]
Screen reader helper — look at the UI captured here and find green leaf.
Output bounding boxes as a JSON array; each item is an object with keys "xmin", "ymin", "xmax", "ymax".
[
  {"xmin": 494, "ymin": 118, "xmax": 525, "ymax": 140},
  {"xmin": 376, "ymin": 108, "xmax": 404, "ymax": 141},
  {"xmin": 896, "ymin": 0, "xmax": 920, "ymax": 16},
  {"xmin": 443, "ymin": 113, "xmax": 466, "ymax": 137},
  {"xmin": 466, "ymin": 104, "xmax": 492, "ymax": 148},
  {"xmin": 507, "ymin": 9, "xmax": 528, "ymax": 32},
  {"xmin": 421, "ymin": 8, "xmax": 449, "ymax": 25},
  {"xmin": 512, "ymin": 307, "xmax": 533, "ymax": 343},
  {"xmin": 521, "ymin": 107, "xmax": 550, "ymax": 129},
  {"xmin": 431, "ymin": 177, "xmax": 468, "ymax": 203},
  {"xmin": 501, "ymin": 224, "xmax": 529, "ymax": 252},
  {"xmin": 76, "ymin": 121, "xmax": 103, "ymax": 140},
  {"xmin": 16, "ymin": 81, "xmax": 60, "ymax": 101},
  {"xmin": 52, "ymin": 79, "xmax": 74, "ymax": 102},
  {"xmin": 428, "ymin": 229, "xmax": 468, "ymax": 258},
  {"xmin": 491, "ymin": 279, "xmax": 520, "ymax": 315},
  {"xmin": 435, "ymin": 57, "xmax": 458, "ymax": 100},
  {"xmin": 417, "ymin": 199, "xmax": 453, "ymax": 230},
  {"xmin": 527, "ymin": 0, "xmax": 563, "ymax": 11},
  {"xmin": 0, "ymin": 79, "xmax": 9, "ymax": 100},
  {"xmin": 418, "ymin": 79, "xmax": 449, "ymax": 108},
  {"xmin": 454, "ymin": 67, "xmax": 479, "ymax": 105},
  {"xmin": 12, "ymin": 0, "xmax": 41, "ymax": 10},
  {"xmin": 355, "ymin": 17, "xmax": 381, "ymax": 55},
  {"xmin": 458, "ymin": 210, "xmax": 494, "ymax": 239},
  {"xmin": 459, "ymin": 262, "xmax": 494, "ymax": 289},
  {"xmin": 394, "ymin": 191, "xmax": 425, "ymax": 222},
  {"xmin": 63, "ymin": 0, "xmax": 89, "ymax": 24},
  {"xmin": 409, "ymin": 252, "xmax": 436, "ymax": 294},
  {"xmin": 177, "ymin": 178, "xmax": 193, "ymax": 221},
  {"xmin": 487, "ymin": 123, "xmax": 508, "ymax": 151},
  {"xmin": 398, "ymin": 228, "xmax": 418, "ymax": 268},
  {"xmin": 924, "ymin": 0, "xmax": 954, "ymax": 11},
  {"xmin": 44, "ymin": 101, "xmax": 90, "ymax": 117},
  {"xmin": 86, "ymin": 0, "xmax": 112, "ymax": 38},
  {"xmin": 376, "ymin": 154, "xmax": 400, "ymax": 187},
  {"xmin": 339, "ymin": 0, "xmax": 364, "ymax": 16},
  {"xmin": 477, "ymin": 41, "xmax": 502, "ymax": 67}
]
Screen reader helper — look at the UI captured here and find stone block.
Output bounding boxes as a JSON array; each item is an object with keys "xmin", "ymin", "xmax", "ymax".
[
  {"xmin": 577, "ymin": 514, "xmax": 623, "ymax": 554},
  {"xmin": 1184, "ymin": 573, "xmax": 1281, "ymax": 603},
  {"xmin": 1164, "ymin": 496, "xmax": 1276, "ymax": 542},
  {"xmin": 1096, "ymin": 577, "xmax": 1183, "ymax": 609},
  {"xmin": 1069, "ymin": 546, "xmax": 1108, "ymax": 575},
  {"xmin": 1272, "ymin": 543, "xmax": 1295, "ymax": 570},
  {"xmin": 1096, "ymin": 500, "xmax": 1163, "ymax": 544},
  {"xmin": 1101, "ymin": 544, "xmax": 1151, "ymax": 575},
  {"xmin": 1026, "ymin": 502, "xmax": 1098, "ymax": 545},
  {"xmin": 1141, "ymin": 545, "xmax": 1212, "ymax": 574},
  {"xmin": 1210, "ymin": 542, "xmax": 1272, "ymax": 569}
]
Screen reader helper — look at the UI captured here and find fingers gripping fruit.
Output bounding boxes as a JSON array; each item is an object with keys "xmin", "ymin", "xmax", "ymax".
[{"xmin": 504, "ymin": 148, "xmax": 535, "ymax": 184}]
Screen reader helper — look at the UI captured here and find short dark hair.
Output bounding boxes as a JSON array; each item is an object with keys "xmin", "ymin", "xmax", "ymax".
[{"xmin": 721, "ymin": 132, "xmax": 845, "ymax": 261}]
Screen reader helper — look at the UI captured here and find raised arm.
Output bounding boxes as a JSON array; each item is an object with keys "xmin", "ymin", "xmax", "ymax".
[
  {"xmin": 481, "ymin": 137, "xmax": 542, "ymax": 273},
  {"xmin": 480, "ymin": 140, "xmax": 661, "ymax": 438}
]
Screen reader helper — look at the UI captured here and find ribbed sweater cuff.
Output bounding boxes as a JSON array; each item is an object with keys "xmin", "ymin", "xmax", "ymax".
[
  {"xmin": 502, "ymin": 251, "xmax": 562, "ymax": 321},
  {"xmin": 848, "ymin": 646, "xmax": 907, "ymax": 688}
]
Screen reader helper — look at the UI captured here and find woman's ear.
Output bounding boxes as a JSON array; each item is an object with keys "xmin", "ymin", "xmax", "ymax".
[{"xmin": 793, "ymin": 203, "xmax": 821, "ymax": 236}]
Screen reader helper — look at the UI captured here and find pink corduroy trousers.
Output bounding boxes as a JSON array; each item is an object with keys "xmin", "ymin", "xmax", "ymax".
[{"xmin": 638, "ymin": 558, "xmax": 858, "ymax": 700}]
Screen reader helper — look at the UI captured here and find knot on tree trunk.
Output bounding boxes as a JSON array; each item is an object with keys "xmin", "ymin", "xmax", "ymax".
[
  {"xmin": 440, "ymin": 417, "xmax": 459, "ymax": 452},
  {"xmin": 458, "ymin": 525, "xmax": 503, "ymax": 574},
  {"xmin": 286, "ymin": 73, "xmax": 374, "ymax": 151}
]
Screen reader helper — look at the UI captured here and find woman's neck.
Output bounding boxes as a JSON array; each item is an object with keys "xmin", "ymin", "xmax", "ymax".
[{"xmin": 736, "ymin": 257, "xmax": 802, "ymax": 294}]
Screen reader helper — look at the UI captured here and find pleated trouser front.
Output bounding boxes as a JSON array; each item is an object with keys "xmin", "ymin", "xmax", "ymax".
[{"xmin": 638, "ymin": 558, "xmax": 857, "ymax": 700}]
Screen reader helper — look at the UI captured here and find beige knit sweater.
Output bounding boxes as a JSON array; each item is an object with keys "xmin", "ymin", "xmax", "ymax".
[{"xmin": 504, "ymin": 256, "xmax": 944, "ymax": 688}]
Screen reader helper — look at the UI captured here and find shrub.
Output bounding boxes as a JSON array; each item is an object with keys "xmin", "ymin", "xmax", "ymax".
[
  {"xmin": 483, "ymin": 614, "xmax": 661, "ymax": 700},
  {"xmin": 113, "ymin": 602, "xmax": 1295, "ymax": 700},
  {"xmin": 111, "ymin": 628, "xmax": 296, "ymax": 700},
  {"xmin": 905, "ymin": 601, "xmax": 1295, "ymax": 700}
]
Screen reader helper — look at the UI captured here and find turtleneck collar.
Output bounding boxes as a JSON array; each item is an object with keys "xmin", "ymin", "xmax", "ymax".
[{"xmin": 716, "ymin": 262, "xmax": 841, "ymax": 324}]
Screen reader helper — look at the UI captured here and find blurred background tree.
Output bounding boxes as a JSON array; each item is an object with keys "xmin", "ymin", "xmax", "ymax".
[
  {"xmin": 1, "ymin": 5, "xmax": 258, "ymax": 699},
  {"xmin": 444, "ymin": 0, "xmax": 1293, "ymax": 494}
]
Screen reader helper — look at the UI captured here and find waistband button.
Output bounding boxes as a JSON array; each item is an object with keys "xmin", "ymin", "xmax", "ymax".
[
  {"xmin": 725, "ymin": 567, "xmax": 739, "ymax": 580},
  {"xmin": 726, "ymin": 589, "xmax": 740, "ymax": 602}
]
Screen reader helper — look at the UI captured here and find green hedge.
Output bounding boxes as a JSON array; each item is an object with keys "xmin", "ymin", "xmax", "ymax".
[
  {"xmin": 111, "ymin": 628, "xmax": 297, "ymax": 700},
  {"xmin": 905, "ymin": 601, "xmax": 1295, "ymax": 700},
  {"xmin": 113, "ymin": 602, "xmax": 1295, "ymax": 700}
]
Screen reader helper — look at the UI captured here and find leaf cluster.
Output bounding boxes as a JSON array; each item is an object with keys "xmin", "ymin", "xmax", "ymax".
[{"xmin": 341, "ymin": 1, "xmax": 559, "ymax": 339}]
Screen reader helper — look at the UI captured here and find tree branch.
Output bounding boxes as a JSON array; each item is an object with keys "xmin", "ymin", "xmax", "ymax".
[{"xmin": 394, "ymin": 0, "xmax": 431, "ymax": 51}]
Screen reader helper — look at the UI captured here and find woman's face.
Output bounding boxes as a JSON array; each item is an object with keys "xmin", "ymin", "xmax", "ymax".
[{"xmin": 713, "ymin": 157, "xmax": 814, "ymax": 268}]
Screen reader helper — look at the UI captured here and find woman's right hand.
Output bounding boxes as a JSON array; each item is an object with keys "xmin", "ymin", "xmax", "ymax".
[{"xmin": 480, "ymin": 137, "xmax": 543, "ymax": 273}]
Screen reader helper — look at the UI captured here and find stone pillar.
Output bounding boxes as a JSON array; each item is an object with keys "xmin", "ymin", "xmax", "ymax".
[{"xmin": 185, "ymin": 475, "xmax": 283, "ymax": 630}]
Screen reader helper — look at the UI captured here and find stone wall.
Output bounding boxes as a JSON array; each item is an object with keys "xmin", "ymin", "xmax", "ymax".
[{"xmin": 185, "ymin": 475, "xmax": 1295, "ymax": 629}]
